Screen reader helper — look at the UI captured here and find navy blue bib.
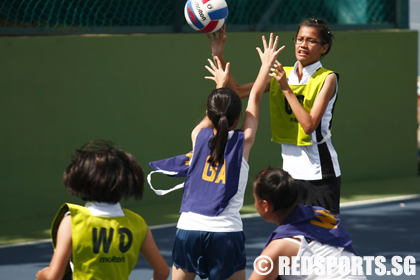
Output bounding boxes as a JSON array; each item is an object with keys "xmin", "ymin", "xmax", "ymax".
[
  {"xmin": 180, "ymin": 128, "xmax": 244, "ymax": 216},
  {"xmin": 266, "ymin": 204, "xmax": 357, "ymax": 255}
]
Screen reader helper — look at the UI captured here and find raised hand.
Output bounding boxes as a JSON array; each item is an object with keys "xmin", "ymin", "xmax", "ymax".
[
  {"xmin": 205, "ymin": 56, "xmax": 230, "ymax": 89},
  {"xmin": 207, "ymin": 24, "xmax": 226, "ymax": 58},
  {"xmin": 256, "ymin": 33, "xmax": 285, "ymax": 69}
]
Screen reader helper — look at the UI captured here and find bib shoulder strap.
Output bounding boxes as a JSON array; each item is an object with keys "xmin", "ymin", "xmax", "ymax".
[{"xmin": 284, "ymin": 66, "xmax": 294, "ymax": 76}]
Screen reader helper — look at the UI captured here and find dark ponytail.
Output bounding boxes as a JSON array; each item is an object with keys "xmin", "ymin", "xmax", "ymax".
[{"xmin": 207, "ymin": 88, "xmax": 242, "ymax": 165}]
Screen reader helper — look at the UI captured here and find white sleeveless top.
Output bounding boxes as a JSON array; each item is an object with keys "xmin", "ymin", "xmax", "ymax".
[{"xmin": 281, "ymin": 236, "xmax": 367, "ymax": 279}]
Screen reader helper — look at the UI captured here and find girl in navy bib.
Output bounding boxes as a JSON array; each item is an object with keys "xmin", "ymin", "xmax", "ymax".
[
  {"xmin": 149, "ymin": 34, "xmax": 284, "ymax": 280},
  {"xmin": 250, "ymin": 167, "xmax": 366, "ymax": 280}
]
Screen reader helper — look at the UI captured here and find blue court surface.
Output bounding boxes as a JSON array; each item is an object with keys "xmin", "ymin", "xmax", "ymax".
[{"xmin": 1, "ymin": 195, "xmax": 419, "ymax": 279}]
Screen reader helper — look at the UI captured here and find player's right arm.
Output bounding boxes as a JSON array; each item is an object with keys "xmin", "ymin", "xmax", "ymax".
[
  {"xmin": 36, "ymin": 215, "xmax": 72, "ymax": 280},
  {"xmin": 191, "ymin": 56, "xmax": 232, "ymax": 150},
  {"xmin": 249, "ymin": 238, "xmax": 300, "ymax": 280},
  {"xmin": 140, "ymin": 227, "xmax": 170, "ymax": 280},
  {"xmin": 207, "ymin": 25, "xmax": 270, "ymax": 98}
]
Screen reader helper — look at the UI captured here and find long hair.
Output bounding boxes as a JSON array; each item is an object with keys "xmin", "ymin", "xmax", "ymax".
[
  {"xmin": 253, "ymin": 167, "xmax": 298, "ymax": 212},
  {"xmin": 206, "ymin": 88, "xmax": 242, "ymax": 165},
  {"xmin": 298, "ymin": 18, "xmax": 334, "ymax": 58},
  {"xmin": 63, "ymin": 140, "xmax": 144, "ymax": 203}
]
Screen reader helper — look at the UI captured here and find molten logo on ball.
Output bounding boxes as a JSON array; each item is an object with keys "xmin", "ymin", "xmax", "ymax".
[{"xmin": 194, "ymin": 1, "xmax": 207, "ymax": 22}]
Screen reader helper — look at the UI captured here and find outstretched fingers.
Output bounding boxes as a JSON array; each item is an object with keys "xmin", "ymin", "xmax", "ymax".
[
  {"xmin": 207, "ymin": 57, "xmax": 218, "ymax": 71},
  {"xmin": 205, "ymin": 65, "xmax": 216, "ymax": 81},
  {"xmin": 257, "ymin": 34, "xmax": 285, "ymax": 68},
  {"xmin": 219, "ymin": 24, "xmax": 226, "ymax": 38},
  {"xmin": 256, "ymin": 47, "xmax": 263, "ymax": 59},
  {"xmin": 213, "ymin": 56, "xmax": 222, "ymax": 68},
  {"xmin": 207, "ymin": 29, "xmax": 219, "ymax": 41},
  {"xmin": 224, "ymin": 61, "xmax": 230, "ymax": 72},
  {"xmin": 268, "ymin": 33, "xmax": 274, "ymax": 49},
  {"xmin": 204, "ymin": 56, "xmax": 230, "ymax": 88},
  {"xmin": 274, "ymin": 45, "xmax": 286, "ymax": 56},
  {"xmin": 261, "ymin": 35, "xmax": 268, "ymax": 51},
  {"xmin": 205, "ymin": 58, "xmax": 217, "ymax": 81},
  {"xmin": 264, "ymin": 33, "xmax": 278, "ymax": 51},
  {"xmin": 207, "ymin": 24, "xmax": 226, "ymax": 41}
]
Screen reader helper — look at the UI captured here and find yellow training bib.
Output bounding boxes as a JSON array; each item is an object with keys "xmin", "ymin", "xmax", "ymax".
[
  {"xmin": 269, "ymin": 67, "xmax": 335, "ymax": 146},
  {"xmin": 51, "ymin": 203, "xmax": 147, "ymax": 280}
]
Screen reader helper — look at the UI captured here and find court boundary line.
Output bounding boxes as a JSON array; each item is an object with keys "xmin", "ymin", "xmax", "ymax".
[
  {"xmin": 339, "ymin": 194, "xmax": 420, "ymax": 207},
  {"xmin": 239, "ymin": 194, "xmax": 420, "ymax": 219},
  {"xmin": 1, "ymin": 194, "xmax": 419, "ymax": 249}
]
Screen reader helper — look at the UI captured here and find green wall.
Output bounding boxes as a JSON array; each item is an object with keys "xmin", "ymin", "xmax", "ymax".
[{"xmin": 0, "ymin": 30, "xmax": 418, "ymax": 243}]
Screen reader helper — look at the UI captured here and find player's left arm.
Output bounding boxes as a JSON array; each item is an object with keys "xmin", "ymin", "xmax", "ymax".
[
  {"xmin": 36, "ymin": 215, "xmax": 72, "ymax": 280},
  {"xmin": 305, "ymin": 73, "xmax": 337, "ymax": 134}
]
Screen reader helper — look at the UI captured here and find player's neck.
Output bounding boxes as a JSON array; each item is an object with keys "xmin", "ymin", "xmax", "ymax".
[
  {"xmin": 275, "ymin": 204, "xmax": 297, "ymax": 226},
  {"xmin": 296, "ymin": 60, "xmax": 320, "ymax": 82}
]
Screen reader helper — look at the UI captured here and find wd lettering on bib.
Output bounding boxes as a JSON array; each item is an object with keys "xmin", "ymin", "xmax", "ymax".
[
  {"xmin": 119, "ymin": 228, "xmax": 133, "ymax": 253},
  {"xmin": 93, "ymin": 228, "xmax": 114, "ymax": 253},
  {"xmin": 92, "ymin": 227, "xmax": 133, "ymax": 254},
  {"xmin": 51, "ymin": 203, "xmax": 147, "ymax": 279}
]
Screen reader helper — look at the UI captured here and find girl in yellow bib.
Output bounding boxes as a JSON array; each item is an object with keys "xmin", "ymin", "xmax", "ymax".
[
  {"xmin": 36, "ymin": 140, "xmax": 170, "ymax": 280},
  {"xmin": 208, "ymin": 19, "xmax": 341, "ymax": 215}
]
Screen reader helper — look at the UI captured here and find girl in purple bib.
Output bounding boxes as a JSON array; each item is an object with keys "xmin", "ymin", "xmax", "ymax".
[
  {"xmin": 170, "ymin": 35, "xmax": 284, "ymax": 280},
  {"xmin": 250, "ymin": 167, "xmax": 366, "ymax": 280}
]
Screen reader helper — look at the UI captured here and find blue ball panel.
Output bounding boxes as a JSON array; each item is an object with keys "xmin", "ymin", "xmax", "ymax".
[{"xmin": 208, "ymin": 7, "xmax": 228, "ymax": 20}]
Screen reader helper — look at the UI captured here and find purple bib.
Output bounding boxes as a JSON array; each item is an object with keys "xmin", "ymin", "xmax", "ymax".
[
  {"xmin": 181, "ymin": 128, "xmax": 244, "ymax": 216},
  {"xmin": 266, "ymin": 204, "xmax": 357, "ymax": 255}
]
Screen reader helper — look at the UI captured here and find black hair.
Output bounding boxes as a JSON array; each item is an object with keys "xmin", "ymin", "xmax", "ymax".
[
  {"xmin": 298, "ymin": 18, "xmax": 334, "ymax": 58},
  {"xmin": 253, "ymin": 167, "xmax": 298, "ymax": 212},
  {"xmin": 63, "ymin": 140, "xmax": 144, "ymax": 203},
  {"xmin": 206, "ymin": 88, "xmax": 242, "ymax": 165}
]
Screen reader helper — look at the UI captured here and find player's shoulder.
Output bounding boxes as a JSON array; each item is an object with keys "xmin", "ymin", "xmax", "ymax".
[
  {"xmin": 264, "ymin": 238, "xmax": 301, "ymax": 259},
  {"xmin": 123, "ymin": 208, "xmax": 147, "ymax": 224}
]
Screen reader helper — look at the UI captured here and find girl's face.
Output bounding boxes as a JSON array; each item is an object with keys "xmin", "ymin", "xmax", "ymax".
[
  {"xmin": 253, "ymin": 189, "xmax": 273, "ymax": 222},
  {"xmin": 253, "ymin": 192, "xmax": 265, "ymax": 218},
  {"xmin": 295, "ymin": 26, "xmax": 329, "ymax": 67}
]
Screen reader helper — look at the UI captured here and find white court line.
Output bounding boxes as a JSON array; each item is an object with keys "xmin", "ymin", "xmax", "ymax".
[
  {"xmin": 1, "ymin": 194, "xmax": 419, "ymax": 249},
  {"xmin": 339, "ymin": 194, "xmax": 420, "ymax": 207},
  {"xmin": 149, "ymin": 223, "xmax": 177, "ymax": 230},
  {"xmin": 239, "ymin": 194, "xmax": 420, "ymax": 219},
  {"xmin": 0, "ymin": 239, "xmax": 51, "ymax": 249}
]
